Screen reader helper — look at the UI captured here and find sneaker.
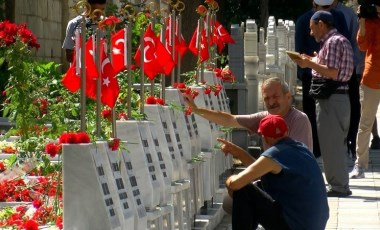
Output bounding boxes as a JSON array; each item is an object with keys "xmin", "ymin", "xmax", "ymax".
[
  {"xmin": 349, "ymin": 164, "xmax": 365, "ymax": 179},
  {"xmin": 327, "ymin": 189, "xmax": 352, "ymax": 197},
  {"xmin": 370, "ymin": 136, "xmax": 380, "ymax": 149}
]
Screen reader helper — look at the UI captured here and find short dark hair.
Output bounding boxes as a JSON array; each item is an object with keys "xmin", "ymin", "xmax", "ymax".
[
  {"xmin": 311, "ymin": 10, "xmax": 335, "ymax": 28},
  {"xmin": 87, "ymin": 0, "xmax": 106, "ymax": 4}
]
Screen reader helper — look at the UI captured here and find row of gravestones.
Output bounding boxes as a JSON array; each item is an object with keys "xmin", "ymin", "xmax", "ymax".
[{"xmin": 63, "ymin": 70, "xmax": 233, "ymax": 230}]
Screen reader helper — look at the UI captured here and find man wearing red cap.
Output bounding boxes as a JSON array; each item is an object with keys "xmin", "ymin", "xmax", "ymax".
[
  {"xmin": 184, "ymin": 76, "xmax": 312, "ymax": 214},
  {"xmin": 218, "ymin": 115, "xmax": 329, "ymax": 230}
]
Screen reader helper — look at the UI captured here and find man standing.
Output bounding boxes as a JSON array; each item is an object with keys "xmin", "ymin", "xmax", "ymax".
[
  {"xmin": 220, "ymin": 115, "xmax": 329, "ymax": 230},
  {"xmin": 295, "ymin": 11, "xmax": 354, "ymax": 197},
  {"xmin": 62, "ymin": 0, "xmax": 106, "ymax": 63},
  {"xmin": 295, "ymin": 0, "xmax": 349, "ymax": 158}
]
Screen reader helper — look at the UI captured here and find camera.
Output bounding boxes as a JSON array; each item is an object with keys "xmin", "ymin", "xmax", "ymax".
[{"xmin": 358, "ymin": 0, "xmax": 379, "ymax": 19}]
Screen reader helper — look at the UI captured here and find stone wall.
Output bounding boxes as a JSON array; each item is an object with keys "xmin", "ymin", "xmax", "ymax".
[
  {"xmin": 12, "ymin": 0, "xmax": 118, "ymax": 70},
  {"xmin": 14, "ymin": 0, "xmax": 64, "ymax": 65}
]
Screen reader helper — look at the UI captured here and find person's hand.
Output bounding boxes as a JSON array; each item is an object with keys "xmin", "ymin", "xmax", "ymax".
[
  {"xmin": 217, "ymin": 138, "xmax": 240, "ymax": 158},
  {"xmin": 294, "ymin": 53, "xmax": 315, "ymax": 69},
  {"xmin": 183, "ymin": 93, "xmax": 197, "ymax": 111}
]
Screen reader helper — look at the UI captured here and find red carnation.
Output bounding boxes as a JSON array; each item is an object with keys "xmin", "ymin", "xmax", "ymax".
[
  {"xmin": 196, "ymin": 5, "xmax": 208, "ymax": 16},
  {"xmin": 0, "ymin": 162, "xmax": 5, "ymax": 172},
  {"xmin": 76, "ymin": 132, "xmax": 91, "ymax": 143},
  {"xmin": 45, "ymin": 142, "xmax": 60, "ymax": 158},
  {"xmin": 145, "ymin": 96, "xmax": 157, "ymax": 104},
  {"xmin": 184, "ymin": 106, "xmax": 192, "ymax": 116},
  {"xmin": 204, "ymin": 87, "xmax": 212, "ymax": 95},
  {"xmin": 176, "ymin": 83, "xmax": 186, "ymax": 89},
  {"xmin": 23, "ymin": 219, "xmax": 39, "ymax": 230},
  {"xmin": 155, "ymin": 98, "xmax": 165, "ymax": 105},
  {"xmin": 56, "ymin": 216, "xmax": 63, "ymax": 229},
  {"xmin": 66, "ymin": 132, "xmax": 78, "ymax": 144},
  {"xmin": 32, "ymin": 199, "xmax": 43, "ymax": 209},
  {"xmin": 101, "ymin": 109, "xmax": 112, "ymax": 121},
  {"xmin": 118, "ymin": 112, "xmax": 128, "ymax": 120},
  {"xmin": 59, "ymin": 133, "xmax": 69, "ymax": 144},
  {"xmin": 108, "ymin": 138, "xmax": 120, "ymax": 151}
]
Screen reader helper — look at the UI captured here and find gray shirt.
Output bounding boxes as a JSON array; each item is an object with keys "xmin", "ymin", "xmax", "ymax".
[{"xmin": 236, "ymin": 107, "xmax": 313, "ymax": 151}]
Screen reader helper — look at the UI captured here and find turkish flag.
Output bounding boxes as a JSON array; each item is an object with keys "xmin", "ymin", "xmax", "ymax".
[
  {"xmin": 62, "ymin": 37, "xmax": 99, "ymax": 99},
  {"xmin": 199, "ymin": 29, "xmax": 209, "ymax": 63},
  {"xmin": 110, "ymin": 28, "xmax": 137, "ymax": 74},
  {"xmin": 213, "ymin": 21, "xmax": 235, "ymax": 53},
  {"xmin": 100, "ymin": 40, "xmax": 120, "ymax": 108},
  {"xmin": 134, "ymin": 24, "xmax": 174, "ymax": 80},
  {"xmin": 163, "ymin": 17, "xmax": 187, "ymax": 64},
  {"xmin": 189, "ymin": 25, "xmax": 209, "ymax": 63},
  {"xmin": 111, "ymin": 28, "xmax": 126, "ymax": 74}
]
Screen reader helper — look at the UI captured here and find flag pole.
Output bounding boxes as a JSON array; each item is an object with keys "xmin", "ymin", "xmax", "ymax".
[
  {"xmin": 80, "ymin": 11, "xmax": 87, "ymax": 132},
  {"xmin": 109, "ymin": 30, "xmax": 117, "ymax": 138},
  {"xmin": 95, "ymin": 31, "xmax": 102, "ymax": 138},
  {"xmin": 196, "ymin": 18, "xmax": 203, "ymax": 84},
  {"xmin": 210, "ymin": 3, "xmax": 218, "ymax": 70},
  {"xmin": 121, "ymin": 4, "xmax": 135, "ymax": 119},
  {"xmin": 139, "ymin": 25, "xmax": 145, "ymax": 115},
  {"xmin": 176, "ymin": 13, "xmax": 182, "ymax": 84},
  {"xmin": 78, "ymin": 2, "xmax": 89, "ymax": 132},
  {"xmin": 126, "ymin": 24, "xmax": 133, "ymax": 119},
  {"xmin": 160, "ymin": 22, "xmax": 166, "ymax": 101},
  {"xmin": 149, "ymin": 2, "xmax": 158, "ymax": 98},
  {"xmin": 206, "ymin": 10, "xmax": 215, "ymax": 70},
  {"xmin": 170, "ymin": 10, "xmax": 176, "ymax": 86},
  {"xmin": 173, "ymin": 1, "xmax": 185, "ymax": 83}
]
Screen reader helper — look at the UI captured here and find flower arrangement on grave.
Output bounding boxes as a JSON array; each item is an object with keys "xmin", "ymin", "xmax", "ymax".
[
  {"xmin": 0, "ymin": 172, "xmax": 63, "ymax": 229},
  {"xmin": 145, "ymin": 95, "xmax": 165, "ymax": 105}
]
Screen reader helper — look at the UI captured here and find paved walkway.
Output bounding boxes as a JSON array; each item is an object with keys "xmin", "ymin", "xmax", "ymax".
[{"xmin": 214, "ymin": 110, "xmax": 380, "ymax": 229}]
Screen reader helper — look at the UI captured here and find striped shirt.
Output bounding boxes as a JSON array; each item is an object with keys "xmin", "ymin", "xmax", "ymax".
[{"xmin": 312, "ymin": 29, "xmax": 354, "ymax": 84}]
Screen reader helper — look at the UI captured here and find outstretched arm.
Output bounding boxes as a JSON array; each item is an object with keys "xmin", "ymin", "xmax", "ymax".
[
  {"xmin": 183, "ymin": 94, "xmax": 243, "ymax": 128},
  {"xmin": 217, "ymin": 138, "xmax": 255, "ymax": 166}
]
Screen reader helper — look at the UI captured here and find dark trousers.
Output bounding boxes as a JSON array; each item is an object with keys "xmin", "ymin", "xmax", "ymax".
[
  {"xmin": 301, "ymin": 72, "xmax": 321, "ymax": 158},
  {"xmin": 232, "ymin": 183, "xmax": 290, "ymax": 230},
  {"xmin": 347, "ymin": 73, "xmax": 361, "ymax": 158},
  {"xmin": 302, "ymin": 71, "xmax": 361, "ymax": 158}
]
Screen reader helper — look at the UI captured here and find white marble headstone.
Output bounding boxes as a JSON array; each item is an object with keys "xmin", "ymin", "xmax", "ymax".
[
  {"xmin": 95, "ymin": 141, "xmax": 136, "ymax": 229},
  {"xmin": 165, "ymin": 88, "xmax": 200, "ymax": 159},
  {"xmin": 116, "ymin": 120, "xmax": 160, "ymax": 209},
  {"xmin": 63, "ymin": 144, "xmax": 122, "ymax": 230},
  {"xmin": 119, "ymin": 146, "xmax": 147, "ymax": 230},
  {"xmin": 144, "ymin": 104, "xmax": 180, "ymax": 182}
]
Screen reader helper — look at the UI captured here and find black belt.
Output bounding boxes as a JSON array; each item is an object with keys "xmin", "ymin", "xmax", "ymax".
[{"xmin": 334, "ymin": 89, "xmax": 348, "ymax": 94}]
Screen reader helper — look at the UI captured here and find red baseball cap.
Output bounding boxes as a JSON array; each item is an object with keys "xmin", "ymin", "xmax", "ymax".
[{"xmin": 258, "ymin": 115, "xmax": 288, "ymax": 138}]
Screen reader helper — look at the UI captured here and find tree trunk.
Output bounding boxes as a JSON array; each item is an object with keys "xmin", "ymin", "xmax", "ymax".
[
  {"xmin": 259, "ymin": 0, "xmax": 269, "ymax": 29},
  {"xmin": 178, "ymin": 0, "xmax": 203, "ymax": 80}
]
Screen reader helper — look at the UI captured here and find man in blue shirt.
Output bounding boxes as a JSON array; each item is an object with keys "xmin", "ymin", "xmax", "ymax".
[{"xmin": 219, "ymin": 115, "xmax": 329, "ymax": 230}]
